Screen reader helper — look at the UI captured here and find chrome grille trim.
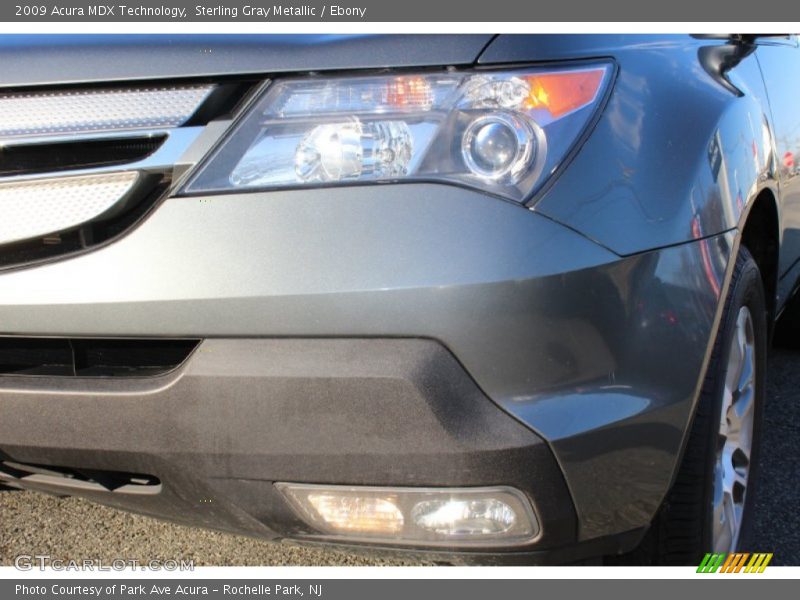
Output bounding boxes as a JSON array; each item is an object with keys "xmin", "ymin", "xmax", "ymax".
[
  {"xmin": 0, "ymin": 80, "xmax": 241, "ymax": 262},
  {"xmin": 0, "ymin": 127, "xmax": 206, "ymax": 185}
]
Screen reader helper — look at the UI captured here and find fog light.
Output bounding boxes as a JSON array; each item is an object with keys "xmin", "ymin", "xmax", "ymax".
[
  {"xmin": 411, "ymin": 498, "xmax": 517, "ymax": 536},
  {"xmin": 306, "ymin": 493, "xmax": 404, "ymax": 535},
  {"xmin": 276, "ymin": 483, "xmax": 539, "ymax": 547}
]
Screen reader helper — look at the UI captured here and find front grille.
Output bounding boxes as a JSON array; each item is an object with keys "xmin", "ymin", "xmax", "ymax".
[
  {"xmin": 0, "ymin": 85, "xmax": 214, "ymax": 139},
  {"xmin": 0, "ymin": 176, "xmax": 168, "ymax": 269},
  {"xmin": 0, "ymin": 81, "xmax": 254, "ymax": 270}
]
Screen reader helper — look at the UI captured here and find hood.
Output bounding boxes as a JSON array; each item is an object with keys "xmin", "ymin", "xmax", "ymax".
[{"xmin": 0, "ymin": 34, "xmax": 495, "ymax": 88}]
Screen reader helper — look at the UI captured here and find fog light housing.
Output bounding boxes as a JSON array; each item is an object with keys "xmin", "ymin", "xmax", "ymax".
[{"xmin": 276, "ymin": 484, "xmax": 539, "ymax": 547}]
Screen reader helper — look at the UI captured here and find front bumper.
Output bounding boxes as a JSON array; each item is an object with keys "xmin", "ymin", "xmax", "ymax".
[
  {"xmin": 0, "ymin": 337, "xmax": 582, "ymax": 562},
  {"xmin": 0, "ymin": 183, "xmax": 733, "ymax": 560}
]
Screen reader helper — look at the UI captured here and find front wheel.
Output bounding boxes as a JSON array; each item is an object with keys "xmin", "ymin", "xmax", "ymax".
[
  {"xmin": 711, "ymin": 301, "xmax": 760, "ymax": 552},
  {"xmin": 620, "ymin": 244, "xmax": 767, "ymax": 564}
]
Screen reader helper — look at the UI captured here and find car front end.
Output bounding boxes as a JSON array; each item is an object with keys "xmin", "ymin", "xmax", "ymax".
[{"xmin": 0, "ymin": 34, "xmax": 769, "ymax": 564}]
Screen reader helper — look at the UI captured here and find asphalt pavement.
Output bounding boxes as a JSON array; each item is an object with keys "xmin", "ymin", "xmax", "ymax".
[
  {"xmin": 751, "ymin": 344, "xmax": 800, "ymax": 564},
  {"xmin": 1, "ymin": 345, "xmax": 798, "ymax": 566}
]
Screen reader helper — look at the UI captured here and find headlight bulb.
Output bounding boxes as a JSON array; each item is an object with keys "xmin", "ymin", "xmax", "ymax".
[
  {"xmin": 294, "ymin": 118, "xmax": 413, "ymax": 183},
  {"xmin": 461, "ymin": 113, "xmax": 541, "ymax": 182},
  {"xmin": 295, "ymin": 121, "xmax": 365, "ymax": 182}
]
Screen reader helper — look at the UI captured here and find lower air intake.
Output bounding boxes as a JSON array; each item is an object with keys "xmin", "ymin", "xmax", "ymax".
[{"xmin": 0, "ymin": 337, "xmax": 199, "ymax": 377}]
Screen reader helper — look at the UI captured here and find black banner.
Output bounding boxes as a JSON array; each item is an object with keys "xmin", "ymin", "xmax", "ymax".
[
  {"xmin": 2, "ymin": 0, "xmax": 798, "ymax": 22},
  {"xmin": 3, "ymin": 579, "xmax": 799, "ymax": 600}
]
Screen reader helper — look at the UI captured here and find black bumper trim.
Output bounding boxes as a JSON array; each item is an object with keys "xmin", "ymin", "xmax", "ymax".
[{"xmin": 0, "ymin": 338, "xmax": 578, "ymax": 556}]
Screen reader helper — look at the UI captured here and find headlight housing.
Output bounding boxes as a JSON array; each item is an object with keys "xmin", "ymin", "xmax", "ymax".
[{"xmin": 183, "ymin": 63, "xmax": 612, "ymax": 202}]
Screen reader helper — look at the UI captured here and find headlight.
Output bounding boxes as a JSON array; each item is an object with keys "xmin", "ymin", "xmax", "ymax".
[{"xmin": 183, "ymin": 63, "xmax": 612, "ymax": 202}]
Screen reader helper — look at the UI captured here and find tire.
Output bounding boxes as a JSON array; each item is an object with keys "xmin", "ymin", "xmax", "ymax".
[{"xmin": 617, "ymin": 245, "xmax": 767, "ymax": 565}]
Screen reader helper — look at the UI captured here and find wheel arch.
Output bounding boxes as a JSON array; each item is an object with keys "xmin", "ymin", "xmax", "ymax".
[{"xmin": 740, "ymin": 188, "xmax": 780, "ymax": 328}]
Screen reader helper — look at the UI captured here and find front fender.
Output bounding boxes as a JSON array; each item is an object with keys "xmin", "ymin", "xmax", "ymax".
[{"xmin": 481, "ymin": 35, "xmax": 776, "ymax": 256}]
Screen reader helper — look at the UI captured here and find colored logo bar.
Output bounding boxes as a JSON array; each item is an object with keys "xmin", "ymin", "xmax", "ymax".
[{"xmin": 697, "ymin": 553, "xmax": 773, "ymax": 573}]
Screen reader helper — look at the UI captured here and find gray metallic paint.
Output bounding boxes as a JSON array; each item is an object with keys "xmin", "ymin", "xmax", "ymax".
[
  {"xmin": 0, "ymin": 34, "xmax": 493, "ymax": 88},
  {"xmin": 756, "ymin": 40, "xmax": 800, "ymax": 302},
  {"xmin": 0, "ymin": 183, "xmax": 734, "ymax": 539},
  {"xmin": 482, "ymin": 35, "xmax": 778, "ymax": 259}
]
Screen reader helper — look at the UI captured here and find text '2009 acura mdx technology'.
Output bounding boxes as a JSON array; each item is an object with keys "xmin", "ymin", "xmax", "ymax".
[{"xmin": 0, "ymin": 33, "xmax": 799, "ymax": 565}]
